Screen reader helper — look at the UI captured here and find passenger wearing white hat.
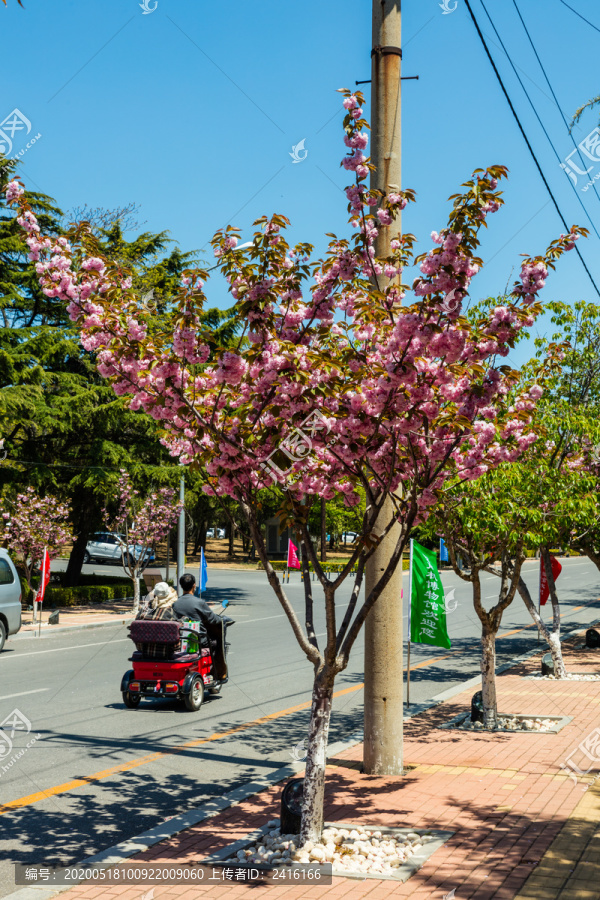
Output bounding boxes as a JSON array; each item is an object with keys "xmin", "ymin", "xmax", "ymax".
[{"xmin": 137, "ymin": 582, "xmax": 178, "ymax": 620}]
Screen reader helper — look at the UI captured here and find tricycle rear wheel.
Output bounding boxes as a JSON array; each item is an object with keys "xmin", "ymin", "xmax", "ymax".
[
  {"xmin": 123, "ymin": 691, "xmax": 141, "ymax": 709},
  {"xmin": 183, "ymin": 675, "xmax": 204, "ymax": 711}
]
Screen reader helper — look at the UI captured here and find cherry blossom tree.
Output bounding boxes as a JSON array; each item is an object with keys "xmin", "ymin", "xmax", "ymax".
[
  {"xmin": 104, "ymin": 469, "xmax": 180, "ymax": 612},
  {"xmin": 5, "ymin": 89, "xmax": 584, "ymax": 841},
  {"xmin": 427, "ymin": 464, "xmax": 531, "ymax": 727},
  {"xmin": 1, "ymin": 487, "xmax": 70, "ymax": 620}
]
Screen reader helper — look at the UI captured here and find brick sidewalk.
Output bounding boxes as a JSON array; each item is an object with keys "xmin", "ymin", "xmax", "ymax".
[
  {"xmin": 43, "ymin": 638, "xmax": 600, "ymax": 900},
  {"xmin": 20, "ymin": 601, "xmax": 134, "ymax": 633}
]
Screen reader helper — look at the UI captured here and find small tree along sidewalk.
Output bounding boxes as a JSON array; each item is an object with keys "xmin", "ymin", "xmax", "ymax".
[
  {"xmin": 6, "ymin": 91, "xmax": 583, "ymax": 842},
  {"xmin": 103, "ymin": 469, "xmax": 180, "ymax": 612},
  {"xmin": 52, "ymin": 632, "xmax": 600, "ymax": 900}
]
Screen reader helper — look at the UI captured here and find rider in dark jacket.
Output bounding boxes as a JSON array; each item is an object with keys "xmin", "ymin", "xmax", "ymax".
[{"xmin": 173, "ymin": 573, "xmax": 222, "ymax": 648}]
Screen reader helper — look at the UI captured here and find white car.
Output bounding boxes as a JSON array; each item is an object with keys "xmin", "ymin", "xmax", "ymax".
[
  {"xmin": 206, "ymin": 528, "xmax": 225, "ymax": 539},
  {"xmin": 0, "ymin": 549, "xmax": 22, "ymax": 651},
  {"xmin": 84, "ymin": 532, "xmax": 155, "ymax": 566}
]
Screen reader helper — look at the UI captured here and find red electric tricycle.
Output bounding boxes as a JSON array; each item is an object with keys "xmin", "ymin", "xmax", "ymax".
[{"xmin": 120, "ymin": 602, "xmax": 234, "ymax": 712}]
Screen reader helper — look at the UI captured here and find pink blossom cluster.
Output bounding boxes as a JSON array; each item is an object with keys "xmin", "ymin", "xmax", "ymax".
[
  {"xmin": 1, "ymin": 487, "xmax": 71, "ymax": 588},
  {"xmin": 104, "ymin": 469, "xmax": 181, "ymax": 570},
  {"xmin": 515, "ymin": 260, "xmax": 548, "ymax": 303},
  {"xmin": 5, "ymin": 93, "xmax": 584, "ymax": 529}
]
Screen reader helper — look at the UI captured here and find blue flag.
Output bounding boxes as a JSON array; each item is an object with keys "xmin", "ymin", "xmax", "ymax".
[
  {"xmin": 200, "ymin": 546, "xmax": 208, "ymax": 594},
  {"xmin": 440, "ymin": 538, "xmax": 449, "ymax": 563}
]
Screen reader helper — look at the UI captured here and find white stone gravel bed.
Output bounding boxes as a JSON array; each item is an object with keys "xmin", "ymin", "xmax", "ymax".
[
  {"xmin": 460, "ymin": 714, "xmax": 562, "ymax": 732},
  {"xmin": 220, "ymin": 822, "xmax": 437, "ymax": 876},
  {"xmin": 530, "ymin": 672, "xmax": 600, "ymax": 681}
]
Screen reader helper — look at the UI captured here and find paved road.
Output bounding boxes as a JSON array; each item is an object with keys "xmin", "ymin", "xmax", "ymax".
[{"xmin": 0, "ymin": 558, "xmax": 599, "ymax": 897}]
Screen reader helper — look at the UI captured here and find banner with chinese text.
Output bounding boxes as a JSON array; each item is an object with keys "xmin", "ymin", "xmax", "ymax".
[{"xmin": 410, "ymin": 541, "xmax": 451, "ymax": 649}]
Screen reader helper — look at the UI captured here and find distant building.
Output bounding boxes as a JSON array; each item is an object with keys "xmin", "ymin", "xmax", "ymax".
[{"xmin": 264, "ymin": 516, "xmax": 296, "ymax": 559}]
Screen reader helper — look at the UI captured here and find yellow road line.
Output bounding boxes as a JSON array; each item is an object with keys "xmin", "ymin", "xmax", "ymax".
[
  {"xmin": 8, "ymin": 597, "xmax": 593, "ymax": 820},
  {"xmin": 1, "ymin": 654, "xmax": 459, "ymax": 817}
]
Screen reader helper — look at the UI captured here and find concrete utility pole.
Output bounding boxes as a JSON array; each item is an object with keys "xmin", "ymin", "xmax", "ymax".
[{"xmin": 363, "ymin": 0, "xmax": 404, "ymax": 776}]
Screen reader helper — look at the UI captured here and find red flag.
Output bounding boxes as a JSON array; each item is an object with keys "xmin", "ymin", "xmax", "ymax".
[
  {"xmin": 540, "ymin": 554, "xmax": 562, "ymax": 606},
  {"xmin": 287, "ymin": 539, "xmax": 301, "ymax": 570},
  {"xmin": 36, "ymin": 549, "xmax": 51, "ymax": 606}
]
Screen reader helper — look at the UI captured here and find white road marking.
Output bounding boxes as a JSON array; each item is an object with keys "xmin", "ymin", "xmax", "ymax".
[
  {"xmin": 0, "ymin": 688, "xmax": 50, "ymax": 700},
  {"xmin": 3, "ymin": 639, "xmax": 130, "ymax": 659}
]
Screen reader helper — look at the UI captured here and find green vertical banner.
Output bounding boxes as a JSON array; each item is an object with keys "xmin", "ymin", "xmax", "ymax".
[{"xmin": 410, "ymin": 541, "xmax": 451, "ymax": 649}]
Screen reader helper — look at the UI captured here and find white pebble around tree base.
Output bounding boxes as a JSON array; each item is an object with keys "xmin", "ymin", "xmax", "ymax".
[
  {"xmin": 219, "ymin": 824, "xmax": 435, "ymax": 875},
  {"xmin": 530, "ymin": 673, "xmax": 600, "ymax": 681},
  {"xmin": 460, "ymin": 715, "xmax": 561, "ymax": 732}
]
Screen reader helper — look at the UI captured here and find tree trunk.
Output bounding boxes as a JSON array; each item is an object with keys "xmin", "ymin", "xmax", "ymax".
[
  {"xmin": 320, "ymin": 498, "xmax": 327, "ymax": 563},
  {"xmin": 228, "ymin": 526, "xmax": 234, "ymax": 558},
  {"xmin": 64, "ymin": 528, "xmax": 91, "ymax": 587},
  {"xmin": 481, "ymin": 625, "xmax": 498, "ymax": 728},
  {"xmin": 583, "ymin": 545, "xmax": 600, "ymax": 573},
  {"xmin": 300, "ymin": 670, "xmax": 335, "ymax": 844},
  {"xmin": 547, "ymin": 630, "xmax": 567, "ymax": 678},
  {"xmin": 517, "ymin": 575, "xmax": 567, "ymax": 678},
  {"xmin": 132, "ymin": 574, "xmax": 140, "ymax": 613},
  {"xmin": 542, "ymin": 546, "xmax": 567, "ymax": 678}
]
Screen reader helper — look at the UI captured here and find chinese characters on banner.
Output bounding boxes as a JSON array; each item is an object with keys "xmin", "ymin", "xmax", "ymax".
[{"xmin": 410, "ymin": 541, "xmax": 451, "ymax": 649}]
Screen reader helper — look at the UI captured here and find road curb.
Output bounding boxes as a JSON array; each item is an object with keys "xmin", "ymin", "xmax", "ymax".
[
  {"xmin": 11, "ymin": 619, "xmax": 134, "ymax": 641},
  {"xmin": 5, "ymin": 616, "xmax": 598, "ymax": 899}
]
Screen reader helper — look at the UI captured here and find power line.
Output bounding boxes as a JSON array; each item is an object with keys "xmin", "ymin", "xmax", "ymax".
[
  {"xmin": 511, "ymin": 0, "xmax": 600, "ymax": 208},
  {"xmin": 463, "ymin": 0, "xmax": 600, "ymax": 300},
  {"xmin": 478, "ymin": 0, "xmax": 600, "ymax": 240},
  {"xmin": 558, "ymin": 0, "xmax": 600, "ymax": 35}
]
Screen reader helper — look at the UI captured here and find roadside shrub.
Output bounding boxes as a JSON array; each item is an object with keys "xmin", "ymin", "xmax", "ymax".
[{"xmin": 44, "ymin": 584, "xmax": 135, "ymax": 606}]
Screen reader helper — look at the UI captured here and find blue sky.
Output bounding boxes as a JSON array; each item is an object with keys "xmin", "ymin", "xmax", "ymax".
[{"xmin": 3, "ymin": 0, "xmax": 600, "ymax": 366}]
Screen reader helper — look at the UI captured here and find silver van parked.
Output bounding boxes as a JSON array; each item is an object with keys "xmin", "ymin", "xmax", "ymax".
[{"xmin": 0, "ymin": 549, "xmax": 22, "ymax": 651}]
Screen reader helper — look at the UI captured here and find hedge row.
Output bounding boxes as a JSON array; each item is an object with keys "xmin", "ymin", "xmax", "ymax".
[
  {"xmin": 45, "ymin": 584, "xmax": 136, "ymax": 607},
  {"xmin": 22, "ymin": 580, "xmax": 144, "ymax": 607}
]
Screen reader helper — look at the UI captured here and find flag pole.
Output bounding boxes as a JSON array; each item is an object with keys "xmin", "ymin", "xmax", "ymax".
[
  {"xmin": 537, "ymin": 550, "xmax": 542, "ymax": 643},
  {"xmin": 38, "ymin": 546, "xmax": 47, "ymax": 639},
  {"xmin": 406, "ymin": 538, "xmax": 414, "ymax": 707}
]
